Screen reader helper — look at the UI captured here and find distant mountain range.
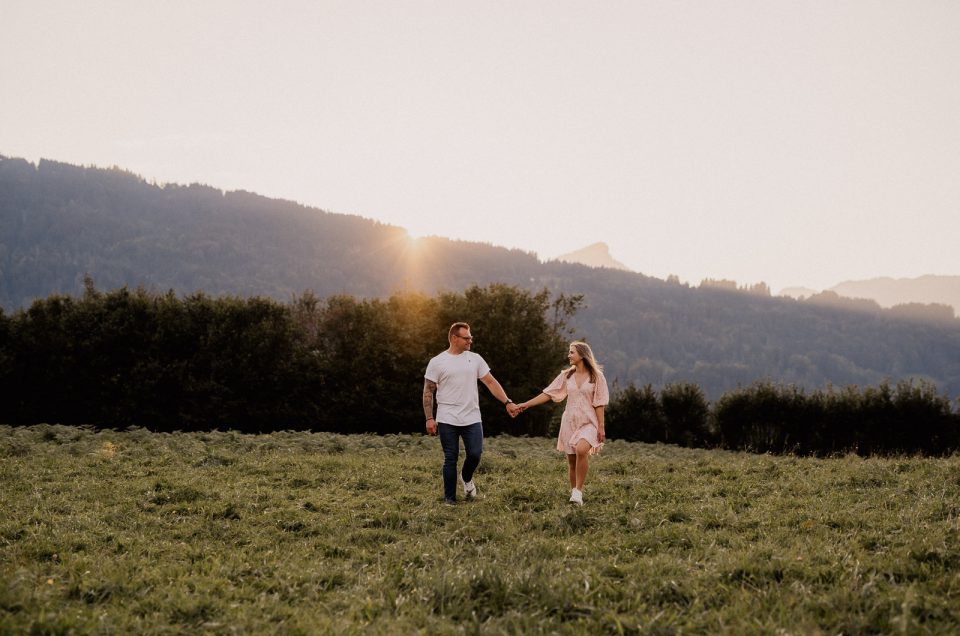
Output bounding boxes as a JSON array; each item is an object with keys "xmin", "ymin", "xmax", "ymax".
[
  {"xmin": 830, "ymin": 276, "xmax": 960, "ymax": 312},
  {"xmin": 779, "ymin": 277, "xmax": 960, "ymax": 314},
  {"xmin": 779, "ymin": 287, "xmax": 820, "ymax": 299},
  {"xmin": 2, "ymin": 154, "xmax": 959, "ymax": 399},
  {"xmin": 561, "ymin": 252, "xmax": 960, "ymax": 317}
]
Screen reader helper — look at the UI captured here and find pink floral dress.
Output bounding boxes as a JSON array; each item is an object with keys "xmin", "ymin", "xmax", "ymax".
[{"xmin": 543, "ymin": 370, "xmax": 610, "ymax": 455}]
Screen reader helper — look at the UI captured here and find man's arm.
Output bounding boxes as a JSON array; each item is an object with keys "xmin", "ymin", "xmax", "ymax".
[
  {"xmin": 479, "ymin": 373, "xmax": 517, "ymax": 415},
  {"xmin": 423, "ymin": 379, "xmax": 438, "ymax": 435}
]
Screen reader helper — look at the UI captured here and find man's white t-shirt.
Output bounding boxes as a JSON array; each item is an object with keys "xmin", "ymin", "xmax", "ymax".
[{"xmin": 424, "ymin": 351, "xmax": 491, "ymax": 426}]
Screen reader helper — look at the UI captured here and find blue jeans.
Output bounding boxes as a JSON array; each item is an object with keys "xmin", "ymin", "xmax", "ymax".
[{"xmin": 438, "ymin": 422, "xmax": 483, "ymax": 502}]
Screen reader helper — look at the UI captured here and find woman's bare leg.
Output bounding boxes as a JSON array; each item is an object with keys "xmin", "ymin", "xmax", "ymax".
[
  {"xmin": 567, "ymin": 454, "xmax": 577, "ymax": 489},
  {"xmin": 574, "ymin": 439, "xmax": 592, "ymax": 491}
]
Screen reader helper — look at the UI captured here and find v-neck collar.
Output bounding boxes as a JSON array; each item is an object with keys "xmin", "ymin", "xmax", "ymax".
[{"xmin": 573, "ymin": 371, "xmax": 590, "ymax": 390}]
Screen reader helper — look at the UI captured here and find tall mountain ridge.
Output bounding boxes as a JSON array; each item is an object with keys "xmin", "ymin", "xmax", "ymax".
[
  {"xmin": 556, "ymin": 242, "xmax": 631, "ymax": 271},
  {"xmin": 2, "ymin": 155, "xmax": 959, "ymax": 399}
]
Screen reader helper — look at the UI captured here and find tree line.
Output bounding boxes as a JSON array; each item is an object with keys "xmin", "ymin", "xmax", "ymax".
[{"xmin": 1, "ymin": 282, "xmax": 958, "ymax": 455}]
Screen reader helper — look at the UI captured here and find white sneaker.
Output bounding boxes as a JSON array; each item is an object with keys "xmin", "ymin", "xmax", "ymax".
[
  {"xmin": 569, "ymin": 488, "xmax": 583, "ymax": 505},
  {"xmin": 462, "ymin": 478, "xmax": 477, "ymax": 499}
]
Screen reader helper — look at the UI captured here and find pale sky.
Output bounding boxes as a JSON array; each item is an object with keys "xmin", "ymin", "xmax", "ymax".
[{"xmin": 3, "ymin": 1, "xmax": 959, "ymax": 292}]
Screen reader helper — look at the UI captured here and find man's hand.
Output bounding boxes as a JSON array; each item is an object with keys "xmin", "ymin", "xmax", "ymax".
[
  {"xmin": 506, "ymin": 402, "xmax": 521, "ymax": 418},
  {"xmin": 426, "ymin": 418, "xmax": 438, "ymax": 436}
]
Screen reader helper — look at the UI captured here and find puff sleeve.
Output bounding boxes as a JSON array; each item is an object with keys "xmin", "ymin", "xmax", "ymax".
[
  {"xmin": 542, "ymin": 372, "xmax": 568, "ymax": 402},
  {"xmin": 592, "ymin": 372, "xmax": 610, "ymax": 407}
]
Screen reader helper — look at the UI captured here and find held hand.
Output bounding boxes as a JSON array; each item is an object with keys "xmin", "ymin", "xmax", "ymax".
[
  {"xmin": 426, "ymin": 419, "xmax": 438, "ymax": 436},
  {"xmin": 506, "ymin": 402, "xmax": 521, "ymax": 418}
]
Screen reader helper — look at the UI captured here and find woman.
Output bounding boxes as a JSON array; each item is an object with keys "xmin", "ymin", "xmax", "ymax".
[{"xmin": 517, "ymin": 341, "xmax": 609, "ymax": 505}]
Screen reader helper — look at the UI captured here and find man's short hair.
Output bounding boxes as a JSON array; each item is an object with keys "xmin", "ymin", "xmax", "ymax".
[{"xmin": 448, "ymin": 322, "xmax": 470, "ymax": 341}]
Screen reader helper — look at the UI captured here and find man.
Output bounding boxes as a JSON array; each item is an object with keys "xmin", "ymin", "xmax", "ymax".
[{"xmin": 423, "ymin": 322, "xmax": 519, "ymax": 505}]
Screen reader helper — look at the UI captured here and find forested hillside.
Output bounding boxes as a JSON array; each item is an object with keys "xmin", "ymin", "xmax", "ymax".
[
  {"xmin": 0, "ymin": 156, "xmax": 541, "ymax": 303},
  {"xmin": 3, "ymin": 155, "xmax": 959, "ymax": 398}
]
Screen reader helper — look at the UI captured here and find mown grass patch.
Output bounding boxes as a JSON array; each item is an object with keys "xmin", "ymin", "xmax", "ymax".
[{"xmin": 2, "ymin": 424, "xmax": 960, "ymax": 634}]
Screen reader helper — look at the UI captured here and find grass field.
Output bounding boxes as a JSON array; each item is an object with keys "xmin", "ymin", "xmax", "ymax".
[{"xmin": 2, "ymin": 424, "xmax": 960, "ymax": 634}]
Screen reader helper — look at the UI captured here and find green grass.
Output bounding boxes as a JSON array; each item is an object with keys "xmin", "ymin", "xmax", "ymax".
[{"xmin": 2, "ymin": 424, "xmax": 960, "ymax": 634}]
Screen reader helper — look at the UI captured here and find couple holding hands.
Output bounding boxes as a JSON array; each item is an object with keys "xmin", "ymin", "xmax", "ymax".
[{"xmin": 423, "ymin": 322, "xmax": 609, "ymax": 506}]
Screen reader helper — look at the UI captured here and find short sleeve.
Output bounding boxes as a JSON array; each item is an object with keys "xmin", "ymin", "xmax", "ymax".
[
  {"xmin": 475, "ymin": 354, "xmax": 491, "ymax": 379},
  {"xmin": 592, "ymin": 372, "xmax": 610, "ymax": 407},
  {"xmin": 542, "ymin": 372, "xmax": 569, "ymax": 402},
  {"xmin": 424, "ymin": 358, "xmax": 438, "ymax": 383}
]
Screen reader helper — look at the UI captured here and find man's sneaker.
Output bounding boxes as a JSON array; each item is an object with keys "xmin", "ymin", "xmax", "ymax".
[
  {"xmin": 443, "ymin": 498, "xmax": 457, "ymax": 507},
  {"xmin": 569, "ymin": 488, "xmax": 583, "ymax": 505},
  {"xmin": 462, "ymin": 478, "xmax": 477, "ymax": 499}
]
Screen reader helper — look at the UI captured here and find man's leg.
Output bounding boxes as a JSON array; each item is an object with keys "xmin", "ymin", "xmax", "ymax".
[
  {"xmin": 438, "ymin": 423, "xmax": 460, "ymax": 503},
  {"xmin": 460, "ymin": 422, "xmax": 483, "ymax": 486}
]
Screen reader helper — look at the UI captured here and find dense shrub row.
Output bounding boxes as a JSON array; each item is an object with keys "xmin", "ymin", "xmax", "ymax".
[
  {"xmin": 605, "ymin": 383, "xmax": 713, "ymax": 448},
  {"xmin": 0, "ymin": 282, "xmax": 578, "ymax": 436},
  {"xmin": 606, "ymin": 380, "xmax": 960, "ymax": 456}
]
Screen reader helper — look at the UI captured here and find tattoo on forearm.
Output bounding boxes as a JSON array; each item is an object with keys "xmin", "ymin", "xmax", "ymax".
[{"xmin": 423, "ymin": 380, "xmax": 437, "ymax": 420}]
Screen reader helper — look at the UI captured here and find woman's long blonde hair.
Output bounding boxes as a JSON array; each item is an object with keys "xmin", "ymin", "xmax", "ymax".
[{"xmin": 565, "ymin": 341, "xmax": 603, "ymax": 383}]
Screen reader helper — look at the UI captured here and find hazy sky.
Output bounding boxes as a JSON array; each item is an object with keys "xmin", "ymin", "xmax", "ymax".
[{"xmin": 3, "ymin": 1, "xmax": 958, "ymax": 292}]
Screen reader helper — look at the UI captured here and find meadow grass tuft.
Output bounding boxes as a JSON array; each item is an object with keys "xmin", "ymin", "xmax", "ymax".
[{"xmin": 2, "ymin": 424, "xmax": 960, "ymax": 634}]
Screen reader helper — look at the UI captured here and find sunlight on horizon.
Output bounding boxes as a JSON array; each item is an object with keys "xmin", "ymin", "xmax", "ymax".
[{"xmin": 394, "ymin": 229, "xmax": 428, "ymax": 292}]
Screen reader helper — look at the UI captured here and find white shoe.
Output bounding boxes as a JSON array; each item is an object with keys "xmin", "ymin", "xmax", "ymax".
[
  {"xmin": 462, "ymin": 478, "xmax": 477, "ymax": 499},
  {"xmin": 569, "ymin": 488, "xmax": 583, "ymax": 505}
]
